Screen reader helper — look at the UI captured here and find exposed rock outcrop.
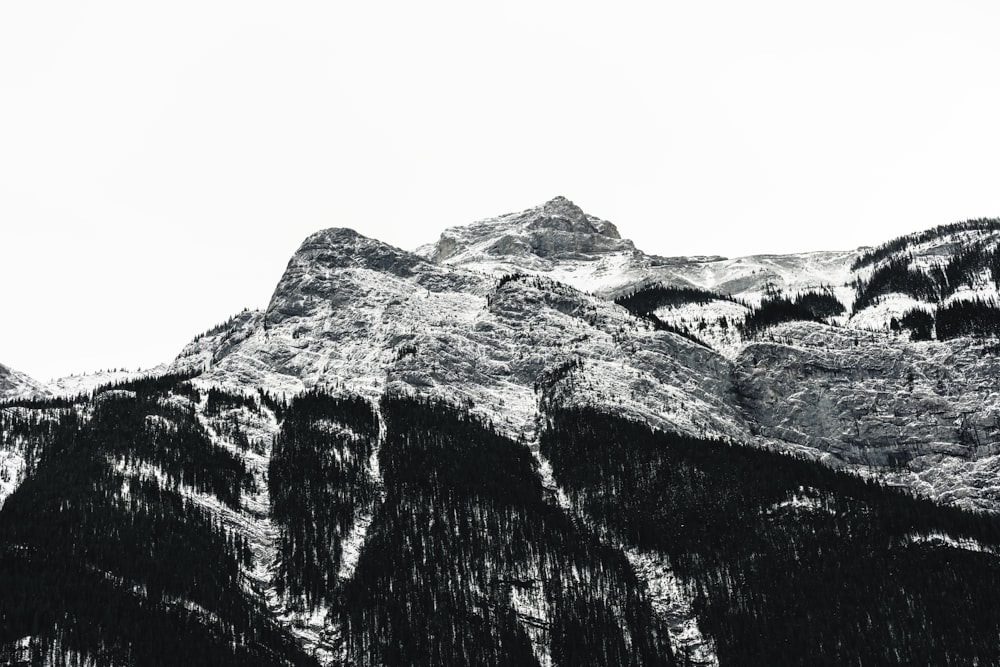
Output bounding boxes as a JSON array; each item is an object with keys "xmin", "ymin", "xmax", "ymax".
[{"xmin": 0, "ymin": 363, "xmax": 49, "ymax": 401}]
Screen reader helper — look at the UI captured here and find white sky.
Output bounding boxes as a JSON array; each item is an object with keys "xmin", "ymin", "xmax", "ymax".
[{"xmin": 3, "ymin": 1, "xmax": 1000, "ymax": 381}]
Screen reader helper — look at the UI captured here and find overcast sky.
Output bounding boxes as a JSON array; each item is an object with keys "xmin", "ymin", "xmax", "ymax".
[{"xmin": 3, "ymin": 1, "xmax": 1000, "ymax": 381}]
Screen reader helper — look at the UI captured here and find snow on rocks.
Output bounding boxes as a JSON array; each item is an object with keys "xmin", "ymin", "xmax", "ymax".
[
  {"xmin": 625, "ymin": 549, "xmax": 719, "ymax": 667},
  {"xmin": 847, "ymin": 293, "xmax": 930, "ymax": 333},
  {"xmin": 189, "ymin": 385, "xmax": 342, "ymax": 664},
  {"xmin": 169, "ymin": 226, "xmax": 751, "ymax": 450},
  {"xmin": 0, "ymin": 362, "xmax": 50, "ymax": 401},
  {"xmin": 0, "ymin": 448, "xmax": 25, "ymax": 509},
  {"xmin": 46, "ymin": 368, "xmax": 154, "ymax": 398},
  {"xmin": 903, "ymin": 531, "xmax": 996, "ymax": 554}
]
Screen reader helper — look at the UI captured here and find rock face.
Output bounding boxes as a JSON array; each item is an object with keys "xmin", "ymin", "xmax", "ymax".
[
  {"xmin": 737, "ymin": 324, "xmax": 991, "ymax": 460},
  {"xmin": 164, "ymin": 198, "xmax": 1000, "ymax": 513},
  {"xmin": 173, "ymin": 225, "xmax": 748, "ymax": 443},
  {"xmin": 0, "ymin": 363, "xmax": 48, "ymax": 401},
  {"xmin": 734, "ymin": 322, "xmax": 1000, "ymax": 511},
  {"xmin": 419, "ymin": 196, "xmax": 633, "ymax": 265}
]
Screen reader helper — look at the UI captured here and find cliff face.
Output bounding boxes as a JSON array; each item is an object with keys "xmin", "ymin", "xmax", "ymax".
[
  {"xmin": 418, "ymin": 195, "xmax": 633, "ymax": 264},
  {"xmin": 171, "ymin": 224, "xmax": 748, "ymax": 445},
  {"xmin": 734, "ymin": 322, "xmax": 1000, "ymax": 510},
  {"xmin": 165, "ymin": 199, "xmax": 1000, "ymax": 515},
  {"xmin": 0, "ymin": 363, "xmax": 48, "ymax": 401}
]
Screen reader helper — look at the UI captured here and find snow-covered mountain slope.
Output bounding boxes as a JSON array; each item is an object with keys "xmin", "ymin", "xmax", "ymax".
[
  {"xmin": 844, "ymin": 219, "xmax": 1000, "ymax": 332},
  {"xmin": 46, "ymin": 368, "xmax": 165, "ymax": 397},
  {"xmin": 9, "ymin": 199, "xmax": 1000, "ymax": 666},
  {"xmin": 667, "ymin": 250, "xmax": 856, "ymax": 307},
  {"xmin": 165, "ymin": 201, "xmax": 1000, "ymax": 519},
  {"xmin": 735, "ymin": 321, "xmax": 1000, "ymax": 511},
  {"xmin": 418, "ymin": 196, "xmax": 857, "ymax": 306},
  {"xmin": 0, "ymin": 363, "xmax": 49, "ymax": 401},
  {"xmin": 170, "ymin": 226, "xmax": 748, "ymax": 444},
  {"xmin": 420, "ymin": 198, "xmax": 1000, "ymax": 338},
  {"xmin": 0, "ymin": 365, "xmax": 50, "ymax": 508}
]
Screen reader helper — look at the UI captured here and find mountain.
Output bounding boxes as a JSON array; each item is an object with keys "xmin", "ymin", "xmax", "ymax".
[
  {"xmin": 0, "ymin": 363, "xmax": 48, "ymax": 510},
  {"xmin": 167, "ymin": 198, "xmax": 1000, "ymax": 509},
  {"xmin": 417, "ymin": 195, "xmax": 852, "ymax": 303},
  {"xmin": 415, "ymin": 195, "xmax": 637, "ymax": 275},
  {"xmin": 0, "ymin": 362, "xmax": 48, "ymax": 401},
  {"xmin": 4, "ymin": 198, "xmax": 1000, "ymax": 665}
]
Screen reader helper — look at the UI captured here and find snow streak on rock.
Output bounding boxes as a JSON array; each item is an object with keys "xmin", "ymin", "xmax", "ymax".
[
  {"xmin": 0, "ymin": 448, "xmax": 25, "ymax": 509},
  {"xmin": 904, "ymin": 531, "xmax": 996, "ymax": 554},
  {"xmin": 189, "ymin": 384, "xmax": 342, "ymax": 664},
  {"xmin": 0, "ymin": 362, "xmax": 50, "ymax": 401},
  {"xmin": 625, "ymin": 550, "xmax": 719, "ymax": 667},
  {"xmin": 336, "ymin": 409, "xmax": 384, "ymax": 586},
  {"xmin": 533, "ymin": 435, "xmax": 716, "ymax": 666}
]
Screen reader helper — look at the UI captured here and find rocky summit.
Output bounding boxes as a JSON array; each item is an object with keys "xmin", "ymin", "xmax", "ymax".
[
  {"xmin": 417, "ymin": 196, "xmax": 632, "ymax": 265},
  {"xmin": 4, "ymin": 198, "xmax": 1000, "ymax": 666}
]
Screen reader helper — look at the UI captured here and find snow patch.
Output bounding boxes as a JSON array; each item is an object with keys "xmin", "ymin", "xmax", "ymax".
[
  {"xmin": 0, "ymin": 448, "xmax": 26, "ymax": 509},
  {"xmin": 904, "ymin": 531, "xmax": 996, "ymax": 554},
  {"xmin": 337, "ymin": 410, "xmax": 384, "ymax": 585},
  {"xmin": 625, "ymin": 549, "xmax": 719, "ymax": 667}
]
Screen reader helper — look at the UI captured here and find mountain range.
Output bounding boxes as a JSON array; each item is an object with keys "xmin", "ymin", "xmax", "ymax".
[{"xmin": 3, "ymin": 197, "xmax": 1000, "ymax": 666}]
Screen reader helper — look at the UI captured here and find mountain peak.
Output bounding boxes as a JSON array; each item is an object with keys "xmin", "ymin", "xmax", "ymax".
[
  {"xmin": 529, "ymin": 196, "xmax": 622, "ymax": 240},
  {"xmin": 538, "ymin": 195, "xmax": 583, "ymax": 218},
  {"xmin": 296, "ymin": 226, "xmax": 421, "ymax": 276},
  {"xmin": 418, "ymin": 197, "xmax": 632, "ymax": 265}
]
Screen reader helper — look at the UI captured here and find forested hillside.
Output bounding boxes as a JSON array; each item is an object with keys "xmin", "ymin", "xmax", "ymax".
[
  {"xmin": 6, "ymin": 370, "xmax": 1000, "ymax": 665},
  {"xmin": 340, "ymin": 395, "xmax": 673, "ymax": 666},
  {"xmin": 0, "ymin": 375, "xmax": 314, "ymax": 666},
  {"xmin": 542, "ymin": 408, "xmax": 1000, "ymax": 666}
]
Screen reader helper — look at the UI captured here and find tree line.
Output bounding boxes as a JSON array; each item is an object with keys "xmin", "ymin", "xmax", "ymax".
[
  {"xmin": 851, "ymin": 218, "xmax": 1000, "ymax": 271},
  {"xmin": 339, "ymin": 394, "xmax": 675, "ymax": 666},
  {"xmin": 739, "ymin": 290, "xmax": 844, "ymax": 337},
  {"xmin": 541, "ymin": 407, "xmax": 1000, "ymax": 666},
  {"xmin": 269, "ymin": 389, "xmax": 380, "ymax": 610},
  {"xmin": 0, "ymin": 379, "xmax": 315, "ymax": 666}
]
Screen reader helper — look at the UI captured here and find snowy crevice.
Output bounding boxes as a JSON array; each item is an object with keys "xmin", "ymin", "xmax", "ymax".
[
  {"xmin": 903, "ymin": 531, "xmax": 997, "ymax": 555},
  {"xmin": 0, "ymin": 447, "xmax": 26, "ymax": 509},
  {"xmin": 192, "ymin": 391, "xmax": 341, "ymax": 665},
  {"xmin": 336, "ymin": 406, "xmax": 385, "ymax": 585},
  {"xmin": 624, "ymin": 550, "xmax": 719, "ymax": 667},
  {"xmin": 188, "ymin": 386, "xmax": 387, "ymax": 666},
  {"xmin": 532, "ymin": 442, "xmax": 718, "ymax": 666}
]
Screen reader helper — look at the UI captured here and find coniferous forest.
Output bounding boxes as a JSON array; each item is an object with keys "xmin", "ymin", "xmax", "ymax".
[
  {"xmin": 614, "ymin": 285, "xmax": 738, "ymax": 314},
  {"xmin": 6, "ymin": 374, "xmax": 1000, "ymax": 665},
  {"xmin": 269, "ymin": 390, "xmax": 380, "ymax": 609},
  {"xmin": 739, "ymin": 290, "xmax": 844, "ymax": 337},
  {"xmin": 339, "ymin": 395, "xmax": 672, "ymax": 667},
  {"xmin": 0, "ymin": 375, "xmax": 315, "ymax": 667},
  {"xmin": 541, "ymin": 408, "xmax": 1000, "ymax": 666}
]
